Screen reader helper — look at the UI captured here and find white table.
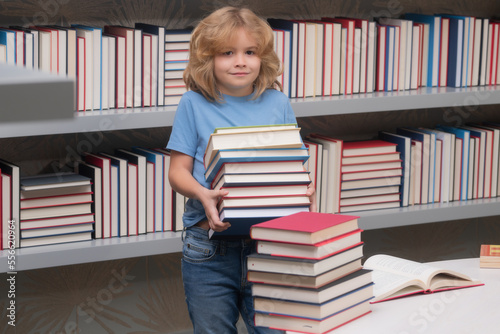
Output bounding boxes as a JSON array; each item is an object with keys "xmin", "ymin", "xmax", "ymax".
[{"xmin": 330, "ymin": 258, "xmax": 500, "ymax": 334}]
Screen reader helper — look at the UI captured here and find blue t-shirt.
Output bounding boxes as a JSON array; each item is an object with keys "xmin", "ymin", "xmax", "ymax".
[{"xmin": 166, "ymin": 89, "xmax": 298, "ymax": 228}]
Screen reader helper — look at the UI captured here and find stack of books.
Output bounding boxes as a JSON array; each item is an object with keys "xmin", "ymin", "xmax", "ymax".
[
  {"xmin": 19, "ymin": 173, "xmax": 95, "ymax": 247},
  {"xmin": 247, "ymin": 212, "xmax": 373, "ymax": 333},
  {"xmin": 339, "ymin": 140, "xmax": 403, "ymax": 213},
  {"xmin": 203, "ymin": 124, "xmax": 311, "ymax": 239}
]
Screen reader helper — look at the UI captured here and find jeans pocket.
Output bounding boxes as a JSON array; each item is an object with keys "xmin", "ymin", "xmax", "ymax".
[{"xmin": 182, "ymin": 227, "xmax": 217, "ymax": 263}]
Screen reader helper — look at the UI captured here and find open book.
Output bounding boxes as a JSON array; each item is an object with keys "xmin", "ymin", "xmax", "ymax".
[{"xmin": 364, "ymin": 254, "xmax": 483, "ymax": 303}]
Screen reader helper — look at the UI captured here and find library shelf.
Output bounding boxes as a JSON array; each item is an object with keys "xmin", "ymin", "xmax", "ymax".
[
  {"xmin": 0, "ymin": 231, "xmax": 182, "ymax": 273},
  {"xmin": 1, "ymin": 85, "xmax": 500, "ymax": 138},
  {"xmin": 291, "ymin": 85, "xmax": 500, "ymax": 118},
  {"xmin": 2, "ymin": 197, "xmax": 499, "ymax": 273},
  {"xmin": 355, "ymin": 197, "xmax": 500, "ymax": 230}
]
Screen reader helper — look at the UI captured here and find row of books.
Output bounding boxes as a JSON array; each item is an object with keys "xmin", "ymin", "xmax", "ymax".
[
  {"xmin": 270, "ymin": 13, "xmax": 500, "ymax": 98},
  {"xmin": 0, "ymin": 24, "xmax": 191, "ymax": 110},
  {"xmin": 0, "ymin": 147, "xmax": 190, "ymax": 249},
  {"xmin": 247, "ymin": 212, "xmax": 374, "ymax": 333},
  {"xmin": 3, "ymin": 11, "xmax": 500, "ymax": 109},
  {"xmin": 306, "ymin": 122, "xmax": 500, "ymax": 214}
]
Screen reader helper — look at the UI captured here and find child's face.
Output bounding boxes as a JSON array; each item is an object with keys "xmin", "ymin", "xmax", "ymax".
[{"xmin": 214, "ymin": 27, "xmax": 261, "ymax": 97}]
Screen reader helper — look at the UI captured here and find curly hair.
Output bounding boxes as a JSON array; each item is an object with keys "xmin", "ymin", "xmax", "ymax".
[{"xmin": 183, "ymin": 6, "xmax": 283, "ymax": 102}]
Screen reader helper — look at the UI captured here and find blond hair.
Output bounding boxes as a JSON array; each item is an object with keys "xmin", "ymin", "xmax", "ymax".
[{"xmin": 183, "ymin": 6, "xmax": 282, "ymax": 102}]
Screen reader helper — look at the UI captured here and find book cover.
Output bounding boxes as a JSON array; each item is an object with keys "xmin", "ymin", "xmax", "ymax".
[{"xmin": 250, "ymin": 211, "xmax": 359, "ymax": 245}]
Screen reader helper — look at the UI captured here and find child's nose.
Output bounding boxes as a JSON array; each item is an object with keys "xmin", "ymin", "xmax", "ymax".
[{"xmin": 235, "ymin": 52, "xmax": 246, "ymax": 66}]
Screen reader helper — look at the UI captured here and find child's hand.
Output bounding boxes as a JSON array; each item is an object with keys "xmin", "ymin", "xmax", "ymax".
[
  {"xmin": 199, "ymin": 188, "xmax": 231, "ymax": 232},
  {"xmin": 306, "ymin": 183, "xmax": 317, "ymax": 213}
]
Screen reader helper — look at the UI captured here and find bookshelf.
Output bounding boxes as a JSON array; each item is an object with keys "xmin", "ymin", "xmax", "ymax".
[
  {"xmin": 1, "ymin": 85, "xmax": 500, "ymax": 138},
  {"xmin": 2, "ymin": 197, "xmax": 499, "ymax": 273},
  {"xmin": 1, "ymin": 69, "xmax": 500, "ymax": 271}
]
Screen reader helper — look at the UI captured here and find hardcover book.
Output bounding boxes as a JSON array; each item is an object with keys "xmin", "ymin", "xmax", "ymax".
[
  {"xmin": 364, "ymin": 254, "xmax": 484, "ymax": 303},
  {"xmin": 250, "ymin": 211, "xmax": 360, "ymax": 245}
]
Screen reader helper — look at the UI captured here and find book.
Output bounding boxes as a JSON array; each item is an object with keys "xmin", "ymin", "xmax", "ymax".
[
  {"xmin": 204, "ymin": 147, "xmax": 309, "ymax": 183},
  {"xmin": 479, "ymin": 244, "xmax": 500, "ymax": 269},
  {"xmin": 210, "ymin": 205, "xmax": 310, "ymax": 239},
  {"xmin": 378, "ymin": 131, "xmax": 411, "ymax": 206},
  {"xmin": 307, "ymin": 134, "xmax": 343, "ymax": 214},
  {"xmin": 251, "ymin": 268, "xmax": 372, "ymax": 304},
  {"xmin": 20, "ymin": 213, "xmax": 95, "ymax": 229},
  {"xmin": 248, "ymin": 257, "xmax": 363, "ymax": 289},
  {"xmin": 20, "ymin": 230, "xmax": 93, "ymax": 248},
  {"xmin": 217, "ymin": 195, "xmax": 311, "ymax": 210},
  {"xmin": 209, "ymin": 160, "xmax": 307, "ymax": 187},
  {"xmin": 204, "ymin": 126, "xmax": 303, "ymax": 169},
  {"xmin": 363, "ymin": 254, "xmax": 484, "ymax": 303},
  {"xmin": 254, "ymin": 299, "xmax": 371, "ymax": 333},
  {"xmin": 218, "ymin": 184, "xmax": 309, "ymax": 198},
  {"xmin": 115, "ymin": 149, "xmax": 147, "ymax": 234},
  {"xmin": 84, "ymin": 153, "xmax": 112, "ymax": 238},
  {"xmin": 256, "ymin": 229, "xmax": 363, "ymax": 260},
  {"xmin": 212, "ymin": 171, "xmax": 311, "ymax": 190},
  {"xmin": 247, "ymin": 243, "xmax": 364, "ymax": 276},
  {"xmin": 0, "ymin": 159, "xmax": 20, "ymax": 248},
  {"xmin": 77, "ymin": 163, "xmax": 102, "ymax": 239},
  {"xmin": 254, "ymin": 283, "xmax": 373, "ymax": 321},
  {"xmin": 250, "ymin": 212, "xmax": 359, "ymax": 245},
  {"xmin": 342, "ymin": 140, "xmax": 397, "ymax": 156}
]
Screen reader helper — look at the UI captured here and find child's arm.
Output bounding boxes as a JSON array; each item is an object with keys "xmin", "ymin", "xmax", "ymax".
[{"xmin": 168, "ymin": 150, "xmax": 230, "ymax": 232}]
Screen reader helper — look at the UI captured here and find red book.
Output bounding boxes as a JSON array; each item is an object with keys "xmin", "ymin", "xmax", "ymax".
[{"xmin": 250, "ymin": 211, "xmax": 359, "ymax": 245}]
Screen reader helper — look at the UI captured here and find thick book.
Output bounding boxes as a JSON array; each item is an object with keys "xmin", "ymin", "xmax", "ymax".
[
  {"xmin": 256, "ymin": 229, "xmax": 363, "ymax": 260},
  {"xmin": 254, "ymin": 283, "xmax": 373, "ymax": 321},
  {"xmin": 254, "ymin": 299, "xmax": 371, "ymax": 333},
  {"xmin": 480, "ymin": 244, "xmax": 500, "ymax": 269},
  {"xmin": 364, "ymin": 254, "xmax": 484, "ymax": 303},
  {"xmin": 251, "ymin": 268, "xmax": 372, "ymax": 304},
  {"xmin": 248, "ymin": 258, "xmax": 362, "ymax": 289},
  {"xmin": 247, "ymin": 243, "xmax": 364, "ymax": 276},
  {"xmin": 250, "ymin": 211, "xmax": 359, "ymax": 245},
  {"xmin": 204, "ymin": 126, "xmax": 303, "ymax": 169}
]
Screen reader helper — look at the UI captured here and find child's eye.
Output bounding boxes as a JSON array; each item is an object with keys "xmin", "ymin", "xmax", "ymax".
[
  {"xmin": 246, "ymin": 50, "xmax": 255, "ymax": 55},
  {"xmin": 222, "ymin": 51, "xmax": 233, "ymax": 56}
]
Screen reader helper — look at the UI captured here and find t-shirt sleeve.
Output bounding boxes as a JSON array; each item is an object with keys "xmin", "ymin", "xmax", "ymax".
[{"xmin": 166, "ymin": 94, "xmax": 198, "ymax": 157}]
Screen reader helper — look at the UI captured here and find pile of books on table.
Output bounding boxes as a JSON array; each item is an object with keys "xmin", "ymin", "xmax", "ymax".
[
  {"xmin": 247, "ymin": 211, "xmax": 374, "ymax": 333},
  {"xmin": 203, "ymin": 124, "xmax": 312, "ymax": 239}
]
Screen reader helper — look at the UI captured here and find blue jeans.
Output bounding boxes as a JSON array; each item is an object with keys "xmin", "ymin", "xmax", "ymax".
[{"xmin": 181, "ymin": 226, "xmax": 285, "ymax": 334}]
